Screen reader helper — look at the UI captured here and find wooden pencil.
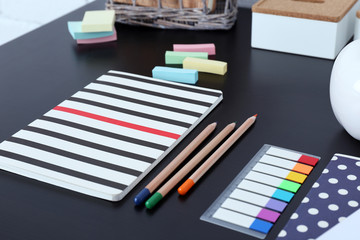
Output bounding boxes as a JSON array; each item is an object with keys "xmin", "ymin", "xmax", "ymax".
[
  {"xmin": 134, "ymin": 122, "xmax": 217, "ymax": 205},
  {"xmin": 178, "ymin": 114, "xmax": 257, "ymax": 195},
  {"xmin": 145, "ymin": 122, "xmax": 236, "ymax": 209}
]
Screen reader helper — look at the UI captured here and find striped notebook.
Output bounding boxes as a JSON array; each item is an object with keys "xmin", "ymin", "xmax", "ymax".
[{"xmin": 0, "ymin": 70, "xmax": 223, "ymax": 201}]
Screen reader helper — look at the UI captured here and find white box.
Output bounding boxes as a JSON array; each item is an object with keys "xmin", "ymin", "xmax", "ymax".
[{"xmin": 251, "ymin": 0, "xmax": 360, "ymax": 59}]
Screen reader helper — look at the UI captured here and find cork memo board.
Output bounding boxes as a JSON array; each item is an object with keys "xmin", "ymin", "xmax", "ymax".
[{"xmin": 252, "ymin": 0, "xmax": 357, "ymax": 22}]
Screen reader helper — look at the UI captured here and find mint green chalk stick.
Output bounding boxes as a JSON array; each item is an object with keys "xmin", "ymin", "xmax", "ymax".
[{"xmin": 165, "ymin": 51, "xmax": 208, "ymax": 65}]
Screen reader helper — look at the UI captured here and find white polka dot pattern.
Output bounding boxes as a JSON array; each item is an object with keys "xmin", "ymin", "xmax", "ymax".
[
  {"xmin": 302, "ymin": 197, "xmax": 310, "ymax": 203},
  {"xmin": 338, "ymin": 189, "xmax": 348, "ymax": 195},
  {"xmin": 290, "ymin": 213, "xmax": 299, "ymax": 219},
  {"xmin": 312, "ymin": 182, "xmax": 320, "ymax": 188},
  {"xmin": 348, "ymin": 200, "xmax": 359, "ymax": 208},
  {"xmin": 318, "ymin": 192, "xmax": 329, "ymax": 199},
  {"xmin": 278, "ymin": 230, "xmax": 287, "ymax": 237},
  {"xmin": 328, "ymin": 204, "xmax": 339, "ymax": 211},
  {"xmin": 276, "ymin": 154, "xmax": 360, "ymax": 240},
  {"xmin": 328, "ymin": 178, "xmax": 338, "ymax": 184},
  {"xmin": 308, "ymin": 208, "xmax": 319, "ymax": 215},
  {"xmin": 296, "ymin": 225, "xmax": 308, "ymax": 232},
  {"xmin": 317, "ymin": 220, "xmax": 329, "ymax": 228}
]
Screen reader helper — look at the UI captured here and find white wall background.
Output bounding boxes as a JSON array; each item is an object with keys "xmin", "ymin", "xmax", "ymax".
[{"xmin": 0, "ymin": 0, "xmax": 94, "ymax": 46}]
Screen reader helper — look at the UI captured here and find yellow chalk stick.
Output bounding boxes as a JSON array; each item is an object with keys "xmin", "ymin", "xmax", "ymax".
[{"xmin": 183, "ymin": 57, "xmax": 227, "ymax": 75}]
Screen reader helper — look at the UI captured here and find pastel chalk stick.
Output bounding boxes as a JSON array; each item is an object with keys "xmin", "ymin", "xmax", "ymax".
[
  {"xmin": 183, "ymin": 57, "xmax": 227, "ymax": 75},
  {"xmin": 77, "ymin": 30, "xmax": 117, "ymax": 44},
  {"xmin": 81, "ymin": 10, "xmax": 115, "ymax": 32},
  {"xmin": 152, "ymin": 66, "xmax": 198, "ymax": 84},
  {"xmin": 165, "ymin": 51, "xmax": 208, "ymax": 65},
  {"xmin": 173, "ymin": 43, "xmax": 216, "ymax": 55},
  {"xmin": 68, "ymin": 21, "xmax": 114, "ymax": 40}
]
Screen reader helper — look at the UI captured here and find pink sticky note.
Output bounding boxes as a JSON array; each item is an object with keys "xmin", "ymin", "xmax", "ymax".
[
  {"xmin": 77, "ymin": 29, "xmax": 117, "ymax": 44},
  {"xmin": 173, "ymin": 43, "xmax": 216, "ymax": 55}
]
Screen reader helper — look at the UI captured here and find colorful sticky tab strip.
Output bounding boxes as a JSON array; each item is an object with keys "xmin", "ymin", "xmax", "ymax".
[
  {"xmin": 259, "ymin": 154, "xmax": 314, "ymax": 175},
  {"xmin": 266, "ymin": 146, "xmax": 319, "ymax": 166},
  {"xmin": 201, "ymin": 144, "xmax": 320, "ymax": 239}
]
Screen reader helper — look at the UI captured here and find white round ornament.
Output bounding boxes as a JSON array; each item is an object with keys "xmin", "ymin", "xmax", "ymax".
[{"xmin": 330, "ymin": 40, "xmax": 360, "ymax": 140}]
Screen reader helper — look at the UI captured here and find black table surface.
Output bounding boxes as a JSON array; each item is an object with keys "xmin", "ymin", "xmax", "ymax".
[{"xmin": 0, "ymin": 1, "xmax": 359, "ymax": 240}]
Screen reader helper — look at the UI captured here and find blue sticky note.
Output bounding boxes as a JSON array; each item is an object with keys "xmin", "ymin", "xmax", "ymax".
[
  {"xmin": 152, "ymin": 66, "xmax": 198, "ymax": 84},
  {"xmin": 250, "ymin": 219, "xmax": 273, "ymax": 234},
  {"xmin": 272, "ymin": 189, "xmax": 294, "ymax": 202},
  {"xmin": 67, "ymin": 21, "xmax": 114, "ymax": 40}
]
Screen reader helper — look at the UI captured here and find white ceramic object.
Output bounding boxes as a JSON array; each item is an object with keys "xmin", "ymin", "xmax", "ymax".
[{"xmin": 330, "ymin": 39, "xmax": 360, "ymax": 140}]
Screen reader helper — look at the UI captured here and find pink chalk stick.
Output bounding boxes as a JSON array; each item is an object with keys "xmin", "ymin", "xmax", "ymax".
[
  {"xmin": 77, "ymin": 29, "xmax": 117, "ymax": 44},
  {"xmin": 173, "ymin": 43, "xmax": 216, "ymax": 55}
]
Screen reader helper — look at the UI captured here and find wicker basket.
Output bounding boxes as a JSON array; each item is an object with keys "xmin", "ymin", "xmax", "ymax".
[{"xmin": 106, "ymin": 0, "xmax": 238, "ymax": 30}]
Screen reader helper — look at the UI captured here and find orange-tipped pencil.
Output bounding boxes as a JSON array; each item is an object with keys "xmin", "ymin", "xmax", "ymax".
[{"xmin": 178, "ymin": 114, "xmax": 257, "ymax": 195}]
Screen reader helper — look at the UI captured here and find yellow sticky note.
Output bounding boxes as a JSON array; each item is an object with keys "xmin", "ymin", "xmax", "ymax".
[
  {"xmin": 183, "ymin": 57, "xmax": 227, "ymax": 75},
  {"xmin": 286, "ymin": 171, "xmax": 307, "ymax": 184},
  {"xmin": 81, "ymin": 10, "xmax": 115, "ymax": 32}
]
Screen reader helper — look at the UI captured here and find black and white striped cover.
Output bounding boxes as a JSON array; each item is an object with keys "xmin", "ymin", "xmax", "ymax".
[{"xmin": 0, "ymin": 70, "xmax": 223, "ymax": 201}]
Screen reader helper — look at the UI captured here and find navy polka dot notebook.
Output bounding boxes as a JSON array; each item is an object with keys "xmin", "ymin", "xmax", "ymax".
[{"xmin": 277, "ymin": 153, "xmax": 360, "ymax": 240}]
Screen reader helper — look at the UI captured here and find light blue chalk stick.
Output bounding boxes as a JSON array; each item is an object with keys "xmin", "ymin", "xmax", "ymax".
[
  {"xmin": 67, "ymin": 21, "xmax": 114, "ymax": 40},
  {"xmin": 152, "ymin": 66, "xmax": 198, "ymax": 84}
]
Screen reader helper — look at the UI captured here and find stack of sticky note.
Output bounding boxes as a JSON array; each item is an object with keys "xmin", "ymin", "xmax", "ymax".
[
  {"xmin": 152, "ymin": 43, "xmax": 227, "ymax": 85},
  {"xmin": 68, "ymin": 10, "xmax": 116, "ymax": 44}
]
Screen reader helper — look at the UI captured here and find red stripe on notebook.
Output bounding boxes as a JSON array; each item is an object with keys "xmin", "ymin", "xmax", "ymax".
[{"xmin": 53, "ymin": 106, "xmax": 180, "ymax": 139}]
